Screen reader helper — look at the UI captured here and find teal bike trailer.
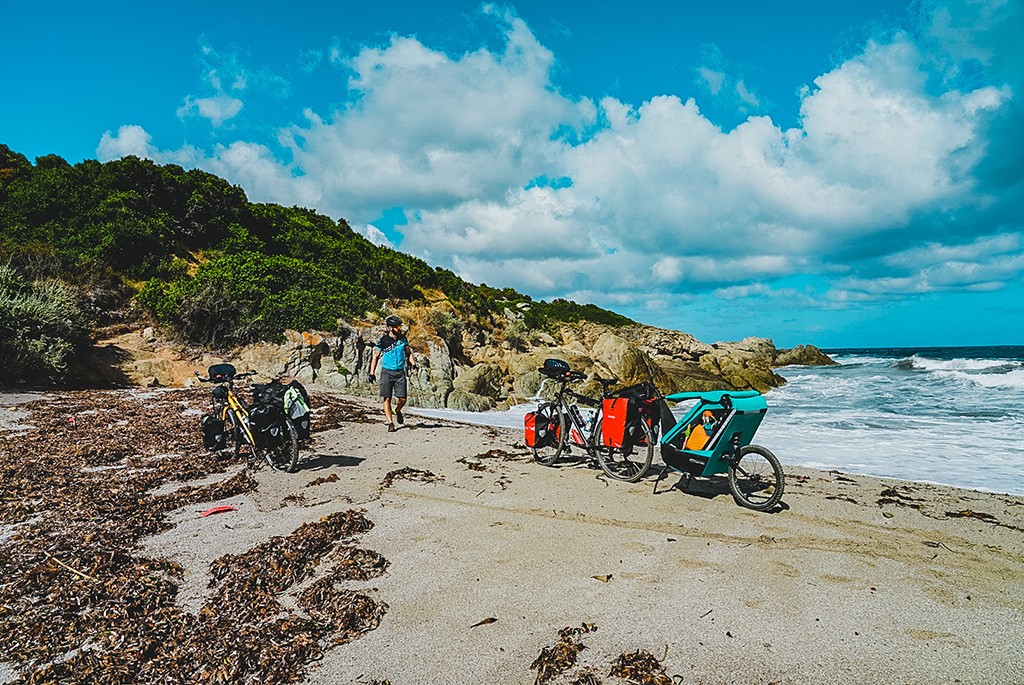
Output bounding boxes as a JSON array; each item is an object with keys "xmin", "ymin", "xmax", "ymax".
[{"xmin": 656, "ymin": 390, "xmax": 784, "ymax": 511}]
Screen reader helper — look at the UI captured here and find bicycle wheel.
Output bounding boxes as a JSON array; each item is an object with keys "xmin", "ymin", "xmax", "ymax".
[
  {"xmin": 597, "ymin": 418, "xmax": 655, "ymax": 482},
  {"xmin": 260, "ymin": 417, "xmax": 300, "ymax": 473},
  {"xmin": 532, "ymin": 403, "xmax": 566, "ymax": 466},
  {"xmin": 728, "ymin": 444, "xmax": 784, "ymax": 511}
]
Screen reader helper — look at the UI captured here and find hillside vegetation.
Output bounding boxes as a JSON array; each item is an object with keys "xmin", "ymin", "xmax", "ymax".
[{"xmin": 0, "ymin": 144, "xmax": 631, "ymax": 384}]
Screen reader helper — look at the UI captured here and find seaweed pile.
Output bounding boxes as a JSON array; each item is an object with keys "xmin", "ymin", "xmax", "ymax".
[
  {"xmin": 529, "ymin": 624, "xmax": 679, "ymax": 685},
  {"xmin": 0, "ymin": 388, "xmax": 387, "ymax": 684}
]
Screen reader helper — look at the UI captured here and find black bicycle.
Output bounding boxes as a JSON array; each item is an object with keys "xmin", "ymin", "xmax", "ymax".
[{"xmin": 526, "ymin": 359, "xmax": 657, "ymax": 482}]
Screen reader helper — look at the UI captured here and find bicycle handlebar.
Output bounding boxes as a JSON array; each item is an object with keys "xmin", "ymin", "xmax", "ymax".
[{"xmin": 194, "ymin": 370, "xmax": 257, "ymax": 383}]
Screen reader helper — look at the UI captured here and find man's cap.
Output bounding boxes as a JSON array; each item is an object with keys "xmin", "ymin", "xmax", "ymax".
[
  {"xmin": 385, "ymin": 315, "xmax": 403, "ymax": 327},
  {"xmin": 702, "ymin": 410, "xmax": 715, "ymax": 419}
]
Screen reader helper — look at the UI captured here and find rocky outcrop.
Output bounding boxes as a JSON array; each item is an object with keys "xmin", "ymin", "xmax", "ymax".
[
  {"xmin": 108, "ymin": 313, "xmax": 835, "ymax": 411},
  {"xmin": 774, "ymin": 344, "xmax": 839, "ymax": 367}
]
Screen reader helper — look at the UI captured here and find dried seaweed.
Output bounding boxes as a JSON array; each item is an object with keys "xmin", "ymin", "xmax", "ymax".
[
  {"xmin": 608, "ymin": 649, "xmax": 674, "ymax": 685},
  {"xmin": 307, "ymin": 473, "xmax": 341, "ymax": 487},
  {"xmin": 379, "ymin": 467, "xmax": 442, "ymax": 489},
  {"xmin": 531, "ymin": 623, "xmax": 598, "ymax": 685},
  {"xmin": 0, "ymin": 388, "xmax": 388, "ymax": 684}
]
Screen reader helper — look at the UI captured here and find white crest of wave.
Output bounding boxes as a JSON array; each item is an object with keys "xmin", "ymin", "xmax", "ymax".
[{"xmin": 909, "ymin": 354, "xmax": 1012, "ymax": 372}]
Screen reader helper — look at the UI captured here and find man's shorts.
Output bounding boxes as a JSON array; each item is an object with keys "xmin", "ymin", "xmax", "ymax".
[{"xmin": 379, "ymin": 368, "xmax": 407, "ymax": 399}]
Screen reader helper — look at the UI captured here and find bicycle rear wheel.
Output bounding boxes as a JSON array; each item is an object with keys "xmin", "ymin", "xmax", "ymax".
[
  {"xmin": 532, "ymin": 403, "xmax": 566, "ymax": 466},
  {"xmin": 260, "ymin": 417, "xmax": 300, "ymax": 473},
  {"xmin": 597, "ymin": 418, "xmax": 655, "ymax": 482},
  {"xmin": 728, "ymin": 444, "xmax": 784, "ymax": 511}
]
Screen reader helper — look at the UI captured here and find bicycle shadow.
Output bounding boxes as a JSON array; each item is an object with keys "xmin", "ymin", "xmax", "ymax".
[
  {"xmin": 298, "ymin": 453, "xmax": 366, "ymax": 471},
  {"xmin": 649, "ymin": 466, "xmax": 789, "ymax": 513}
]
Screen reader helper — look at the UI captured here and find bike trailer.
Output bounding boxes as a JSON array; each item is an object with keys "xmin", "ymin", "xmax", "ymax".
[
  {"xmin": 525, "ymin": 403, "xmax": 560, "ymax": 447},
  {"xmin": 201, "ymin": 414, "xmax": 226, "ymax": 452},
  {"xmin": 660, "ymin": 391, "xmax": 767, "ymax": 478}
]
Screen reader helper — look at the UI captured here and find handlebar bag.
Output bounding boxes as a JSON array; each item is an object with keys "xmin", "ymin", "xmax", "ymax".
[
  {"xmin": 208, "ymin": 363, "xmax": 237, "ymax": 383},
  {"xmin": 539, "ymin": 358, "xmax": 570, "ymax": 379}
]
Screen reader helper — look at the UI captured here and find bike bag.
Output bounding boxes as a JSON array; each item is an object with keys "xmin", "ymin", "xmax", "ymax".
[
  {"xmin": 201, "ymin": 414, "xmax": 226, "ymax": 452},
  {"xmin": 250, "ymin": 403, "xmax": 287, "ymax": 448},
  {"xmin": 601, "ymin": 397, "xmax": 630, "ymax": 448},
  {"xmin": 525, "ymin": 403, "xmax": 559, "ymax": 448},
  {"xmin": 208, "ymin": 363, "xmax": 236, "ymax": 383},
  {"xmin": 538, "ymin": 358, "xmax": 570, "ymax": 379}
]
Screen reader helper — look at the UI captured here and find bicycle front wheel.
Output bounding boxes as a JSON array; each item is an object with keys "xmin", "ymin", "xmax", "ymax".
[
  {"xmin": 597, "ymin": 418, "xmax": 655, "ymax": 482},
  {"xmin": 728, "ymin": 444, "xmax": 784, "ymax": 511},
  {"xmin": 222, "ymin": 410, "xmax": 242, "ymax": 460},
  {"xmin": 532, "ymin": 403, "xmax": 566, "ymax": 466},
  {"xmin": 260, "ymin": 417, "xmax": 300, "ymax": 473}
]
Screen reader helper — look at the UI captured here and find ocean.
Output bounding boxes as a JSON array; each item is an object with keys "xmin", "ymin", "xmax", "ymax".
[{"xmin": 412, "ymin": 346, "xmax": 1024, "ymax": 497}]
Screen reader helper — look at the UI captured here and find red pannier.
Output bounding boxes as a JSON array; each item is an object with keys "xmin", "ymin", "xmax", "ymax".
[
  {"xmin": 525, "ymin": 403, "xmax": 559, "ymax": 448},
  {"xmin": 602, "ymin": 383, "xmax": 660, "ymax": 448},
  {"xmin": 601, "ymin": 397, "xmax": 630, "ymax": 448}
]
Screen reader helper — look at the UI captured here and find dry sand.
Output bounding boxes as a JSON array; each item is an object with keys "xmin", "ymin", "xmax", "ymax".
[{"xmin": 135, "ymin": 389, "xmax": 1024, "ymax": 685}]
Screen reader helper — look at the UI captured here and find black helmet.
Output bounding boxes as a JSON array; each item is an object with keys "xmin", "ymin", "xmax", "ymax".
[{"xmin": 385, "ymin": 315, "xmax": 402, "ymax": 328}]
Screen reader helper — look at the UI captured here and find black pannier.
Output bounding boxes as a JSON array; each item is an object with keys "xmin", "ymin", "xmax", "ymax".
[
  {"xmin": 201, "ymin": 414, "xmax": 226, "ymax": 451},
  {"xmin": 253, "ymin": 379, "xmax": 312, "ymax": 441},
  {"xmin": 250, "ymin": 403, "xmax": 287, "ymax": 448},
  {"xmin": 539, "ymin": 358, "xmax": 570, "ymax": 379}
]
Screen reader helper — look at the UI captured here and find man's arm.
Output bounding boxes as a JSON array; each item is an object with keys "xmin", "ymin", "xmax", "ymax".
[{"xmin": 368, "ymin": 348, "xmax": 380, "ymax": 382}]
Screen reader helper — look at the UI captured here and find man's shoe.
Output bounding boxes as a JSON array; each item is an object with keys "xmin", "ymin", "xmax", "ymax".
[
  {"xmin": 395, "ymin": 410, "xmax": 404, "ymax": 425},
  {"xmin": 387, "ymin": 423, "xmax": 397, "ymax": 433}
]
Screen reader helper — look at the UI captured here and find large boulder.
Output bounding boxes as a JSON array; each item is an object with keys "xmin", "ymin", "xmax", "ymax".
[{"xmin": 775, "ymin": 344, "xmax": 837, "ymax": 367}]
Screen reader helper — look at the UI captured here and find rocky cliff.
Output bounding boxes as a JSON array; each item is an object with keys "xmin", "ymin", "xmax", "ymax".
[{"xmin": 113, "ymin": 311, "xmax": 835, "ymax": 410}]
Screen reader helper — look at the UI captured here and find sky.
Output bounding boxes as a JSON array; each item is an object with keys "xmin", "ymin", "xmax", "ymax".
[{"xmin": 3, "ymin": 0, "xmax": 1023, "ymax": 349}]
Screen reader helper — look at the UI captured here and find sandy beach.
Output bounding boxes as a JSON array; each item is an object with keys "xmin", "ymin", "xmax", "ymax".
[{"xmin": 2, "ymin": 387, "xmax": 1023, "ymax": 685}]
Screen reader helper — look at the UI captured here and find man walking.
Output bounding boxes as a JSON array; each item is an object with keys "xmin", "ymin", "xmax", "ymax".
[{"xmin": 368, "ymin": 315, "xmax": 417, "ymax": 432}]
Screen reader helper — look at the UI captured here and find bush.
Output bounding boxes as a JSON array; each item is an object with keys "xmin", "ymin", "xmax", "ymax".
[{"xmin": 0, "ymin": 263, "xmax": 90, "ymax": 383}]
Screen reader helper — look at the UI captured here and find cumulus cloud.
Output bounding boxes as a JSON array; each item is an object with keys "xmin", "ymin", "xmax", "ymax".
[{"xmin": 100, "ymin": 0, "xmax": 1024, "ymax": 324}]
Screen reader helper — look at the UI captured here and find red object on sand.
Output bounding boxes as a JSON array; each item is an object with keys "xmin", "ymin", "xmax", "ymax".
[{"xmin": 201, "ymin": 505, "xmax": 237, "ymax": 517}]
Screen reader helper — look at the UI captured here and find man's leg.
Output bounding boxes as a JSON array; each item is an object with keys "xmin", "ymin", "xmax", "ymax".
[
  {"xmin": 394, "ymin": 396, "xmax": 407, "ymax": 424},
  {"xmin": 382, "ymin": 396, "xmax": 394, "ymax": 428}
]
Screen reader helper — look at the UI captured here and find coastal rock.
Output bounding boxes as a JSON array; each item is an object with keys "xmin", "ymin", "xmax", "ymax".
[{"xmin": 775, "ymin": 344, "xmax": 838, "ymax": 367}]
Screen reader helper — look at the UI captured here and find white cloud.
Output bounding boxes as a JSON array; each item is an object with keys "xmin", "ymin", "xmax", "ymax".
[
  {"xmin": 177, "ymin": 94, "xmax": 243, "ymax": 127},
  {"xmin": 100, "ymin": 1, "xmax": 1023, "ymax": 317}
]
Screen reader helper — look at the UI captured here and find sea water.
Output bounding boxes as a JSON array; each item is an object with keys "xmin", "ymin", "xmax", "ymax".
[{"xmin": 412, "ymin": 346, "xmax": 1024, "ymax": 496}]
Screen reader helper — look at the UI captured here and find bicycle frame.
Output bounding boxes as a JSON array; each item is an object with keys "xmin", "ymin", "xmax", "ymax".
[{"xmin": 218, "ymin": 384, "xmax": 259, "ymax": 450}]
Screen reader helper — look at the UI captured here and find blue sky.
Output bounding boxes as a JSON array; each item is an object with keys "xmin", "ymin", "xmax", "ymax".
[{"xmin": 3, "ymin": 0, "xmax": 1022, "ymax": 348}]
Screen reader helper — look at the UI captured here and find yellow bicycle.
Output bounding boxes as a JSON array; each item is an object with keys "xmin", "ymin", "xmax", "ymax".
[{"xmin": 197, "ymin": 363, "xmax": 300, "ymax": 472}]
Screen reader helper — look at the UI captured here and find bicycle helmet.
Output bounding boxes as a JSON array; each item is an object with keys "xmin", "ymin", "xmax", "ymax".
[{"xmin": 385, "ymin": 315, "xmax": 403, "ymax": 328}]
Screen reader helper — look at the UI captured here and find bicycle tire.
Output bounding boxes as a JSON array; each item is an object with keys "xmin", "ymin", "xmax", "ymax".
[
  {"xmin": 261, "ymin": 417, "xmax": 300, "ymax": 473},
  {"xmin": 728, "ymin": 444, "xmax": 784, "ymax": 511},
  {"xmin": 597, "ymin": 417, "xmax": 655, "ymax": 482},
  {"xmin": 532, "ymin": 403, "xmax": 566, "ymax": 466}
]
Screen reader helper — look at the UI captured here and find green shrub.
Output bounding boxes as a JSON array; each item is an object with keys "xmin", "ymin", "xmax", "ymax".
[{"xmin": 0, "ymin": 263, "xmax": 90, "ymax": 383}]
